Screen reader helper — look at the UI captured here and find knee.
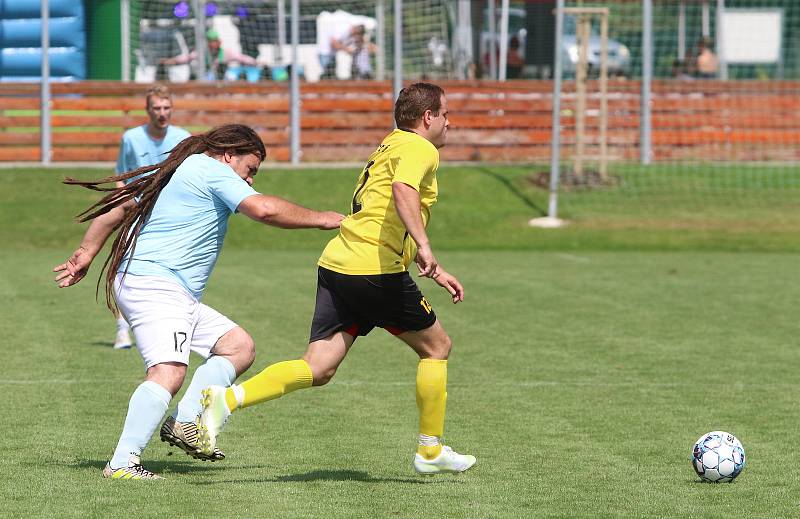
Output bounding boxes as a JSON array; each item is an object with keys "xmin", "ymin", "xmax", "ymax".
[
  {"xmin": 304, "ymin": 357, "xmax": 337, "ymax": 387},
  {"xmin": 147, "ymin": 363, "xmax": 187, "ymax": 396},
  {"xmin": 314, "ymin": 372, "xmax": 334, "ymax": 386},
  {"xmin": 217, "ymin": 327, "xmax": 256, "ymax": 372},
  {"xmin": 239, "ymin": 333, "xmax": 256, "ymax": 368},
  {"xmin": 425, "ymin": 334, "xmax": 452, "ymax": 360}
]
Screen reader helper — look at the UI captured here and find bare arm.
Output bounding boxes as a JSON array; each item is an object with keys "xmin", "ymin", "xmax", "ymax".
[
  {"xmin": 392, "ymin": 181, "xmax": 463, "ymax": 303},
  {"xmin": 53, "ymin": 199, "xmax": 135, "ymax": 288},
  {"xmin": 237, "ymin": 194, "xmax": 343, "ymax": 230},
  {"xmin": 160, "ymin": 51, "xmax": 195, "ymax": 66},
  {"xmin": 331, "ymin": 37, "xmax": 347, "ymax": 52},
  {"xmin": 223, "ymin": 49, "xmax": 258, "ymax": 66},
  {"xmin": 392, "ymin": 181, "xmax": 436, "ymax": 276}
]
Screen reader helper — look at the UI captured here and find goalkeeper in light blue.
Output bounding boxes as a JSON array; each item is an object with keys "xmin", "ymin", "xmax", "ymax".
[{"xmin": 110, "ymin": 84, "xmax": 190, "ymax": 351}]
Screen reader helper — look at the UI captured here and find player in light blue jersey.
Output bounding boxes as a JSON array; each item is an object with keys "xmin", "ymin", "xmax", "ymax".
[
  {"xmin": 112, "ymin": 84, "xmax": 191, "ymax": 350},
  {"xmin": 54, "ymin": 124, "xmax": 344, "ymax": 479}
]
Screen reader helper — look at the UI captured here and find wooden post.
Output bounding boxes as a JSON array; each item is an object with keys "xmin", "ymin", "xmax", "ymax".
[
  {"xmin": 574, "ymin": 15, "xmax": 589, "ymax": 178},
  {"xmin": 564, "ymin": 7, "xmax": 610, "ymax": 181}
]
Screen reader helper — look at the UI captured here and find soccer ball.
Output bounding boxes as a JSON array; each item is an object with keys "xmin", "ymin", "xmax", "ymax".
[{"xmin": 691, "ymin": 431, "xmax": 746, "ymax": 483}]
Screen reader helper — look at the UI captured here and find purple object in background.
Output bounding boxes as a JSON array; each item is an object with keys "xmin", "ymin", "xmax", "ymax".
[{"xmin": 173, "ymin": 1, "xmax": 189, "ymax": 18}]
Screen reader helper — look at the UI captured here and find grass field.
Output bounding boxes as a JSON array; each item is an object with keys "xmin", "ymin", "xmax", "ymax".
[{"xmin": 2, "ymin": 164, "xmax": 800, "ymax": 517}]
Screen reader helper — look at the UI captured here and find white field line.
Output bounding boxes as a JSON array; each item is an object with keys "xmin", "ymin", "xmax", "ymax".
[{"xmin": 0, "ymin": 378, "xmax": 793, "ymax": 389}]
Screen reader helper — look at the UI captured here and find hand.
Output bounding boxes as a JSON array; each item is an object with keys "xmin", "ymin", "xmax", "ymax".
[
  {"xmin": 431, "ymin": 267, "xmax": 464, "ymax": 304},
  {"xmin": 53, "ymin": 247, "xmax": 94, "ymax": 288},
  {"xmin": 414, "ymin": 243, "xmax": 438, "ymax": 278},
  {"xmin": 318, "ymin": 211, "xmax": 345, "ymax": 230}
]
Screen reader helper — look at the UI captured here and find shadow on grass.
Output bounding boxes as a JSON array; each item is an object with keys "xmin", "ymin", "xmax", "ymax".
[
  {"xmin": 200, "ymin": 469, "xmax": 464, "ymax": 485},
  {"xmin": 70, "ymin": 458, "xmax": 227, "ymax": 475},
  {"xmin": 91, "ymin": 341, "xmax": 122, "ymax": 349},
  {"xmin": 474, "ymin": 166, "xmax": 546, "ymax": 217}
]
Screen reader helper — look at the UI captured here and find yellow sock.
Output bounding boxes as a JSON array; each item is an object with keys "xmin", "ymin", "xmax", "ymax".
[
  {"xmin": 418, "ymin": 444, "xmax": 443, "ymax": 460},
  {"xmin": 228, "ymin": 359, "xmax": 313, "ymax": 410},
  {"xmin": 224, "ymin": 387, "xmax": 240, "ymax": 412},
  {"xmin": 416, "ymin": 358, "xmax": 447, "ymax": 460}
]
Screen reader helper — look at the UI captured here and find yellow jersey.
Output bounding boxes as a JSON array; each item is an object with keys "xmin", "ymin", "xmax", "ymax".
[{"xmin": 319, "ymin": 129, "xmax": 439, "ymax": 275}]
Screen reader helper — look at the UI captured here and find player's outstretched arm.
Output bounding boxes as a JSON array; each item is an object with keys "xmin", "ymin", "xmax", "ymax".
[
  {"xmin": 238, "ymin": 194, "xmax": 344, "ymax": 230},
  {"xmin": 53, "ymin": 201, "xmax": 132, "ymax": 288}
]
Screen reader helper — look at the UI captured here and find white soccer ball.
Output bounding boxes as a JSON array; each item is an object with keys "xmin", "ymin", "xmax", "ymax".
[{"xmin": 691, "ymin": 430, "xmax": 746, "ymax": 483}]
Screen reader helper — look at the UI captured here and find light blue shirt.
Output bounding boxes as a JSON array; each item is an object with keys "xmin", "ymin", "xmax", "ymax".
[
  {"xmin": 116, "ymin": 125, "xmax": 191, "ymax": 175},
  {"xmin": 120, "ymin": 153, "xmax": 259, "ymax": 299}
]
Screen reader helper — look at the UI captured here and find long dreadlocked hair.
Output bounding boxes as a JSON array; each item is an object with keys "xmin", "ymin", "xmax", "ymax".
[{"xmin": 65, "ymin": 123, "xmax": 266, "ymax": 313}]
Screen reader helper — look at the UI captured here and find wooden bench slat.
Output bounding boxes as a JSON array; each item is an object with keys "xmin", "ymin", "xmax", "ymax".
[{"xmin": 3, "ymin": 80, "xmax": 800, "ymax": 163}]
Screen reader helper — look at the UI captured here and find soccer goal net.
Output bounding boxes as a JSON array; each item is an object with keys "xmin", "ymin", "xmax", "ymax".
[{"xmin": 126, "ymin": 0, "xmax": 453, "ymax": 83}]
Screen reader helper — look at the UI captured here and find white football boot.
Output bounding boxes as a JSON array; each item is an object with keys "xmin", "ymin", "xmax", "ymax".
[
  {"xmin": 413, "ymin": 445, "xmax": 476, "ymax": 475},
  {"xmin": 197, "ymin": 385, "xmax": 231, "ymax": 456}
]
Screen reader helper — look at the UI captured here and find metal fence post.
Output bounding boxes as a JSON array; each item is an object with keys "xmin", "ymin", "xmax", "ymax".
[
  {"xmin": 498, "ymin": 0, "xmax": 509, "ymax": 81},
  {"xmin": 121, "ymin": 0, "xmax": 131, "ymax": 81},
  {"xmin": 640, "ymin": 0, "xmax": 653, "ymax": 165},
  {"xmin": 546, "ymin": 0, "xmax": 564, "ymax": 220},
  {"xmin": 192, "ymin": 0, "xmax": 207, "ymax": 80},
  {"xmin": 290, "ymin": 0, "xmax": 300, "ymax": 164},
  {"xmin": 393, "ymin": 0, "xmax": 403, "ymax": 106},
  {"xmin": 716, "ymin": 0, "xmax": 728, "ymax": 80},
  {"xmin": 376, "ymin": 0, "xmax": 385, "ymax": 81},
  {"xmin": 488, "ymin": 0, "xmax": 497, "ymax": 79},
  {"xmin": 277, "ymin": 0, "xmax": 286, "ymax": 65},
  {"xmin": 41, "ymin": 0, "xmax": 51, "ymax": 165}
]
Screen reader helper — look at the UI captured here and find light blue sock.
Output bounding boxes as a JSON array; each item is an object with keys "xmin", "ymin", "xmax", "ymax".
[
  {"xmin": 174, "ymin": 356, "xmax": 237, "ymax": 422},
  {"xmin": 110, "ymin": 381, "xmax": 172, "ymax": 469}
]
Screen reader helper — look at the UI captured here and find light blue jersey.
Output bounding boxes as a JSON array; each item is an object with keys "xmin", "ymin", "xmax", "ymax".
[
  {"xmin": 116, "ymin": 125, "xmax": 191, "ymax": 176},
  {"xmin": 120, "ymin": 154, "xmax": 258, "ymax": 299}
]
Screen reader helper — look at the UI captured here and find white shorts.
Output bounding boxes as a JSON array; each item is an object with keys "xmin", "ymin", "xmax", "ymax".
[{"xmin": 114, "ymin": 273, "xmax": 238, "ymax": 369}]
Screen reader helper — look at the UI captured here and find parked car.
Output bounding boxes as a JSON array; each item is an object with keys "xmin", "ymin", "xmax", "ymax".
[
  {"xmin": 480, "ymin": 8, "xmax": 631, "ymax": 78},
  {"xmin": 561, "ymin": 14, "xmax": 630, "ymax": 77}
]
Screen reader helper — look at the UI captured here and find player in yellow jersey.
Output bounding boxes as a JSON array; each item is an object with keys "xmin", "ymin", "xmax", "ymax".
[{"xmin": 197, "ymin": 83, "xmax": 476, "ymax": 474}]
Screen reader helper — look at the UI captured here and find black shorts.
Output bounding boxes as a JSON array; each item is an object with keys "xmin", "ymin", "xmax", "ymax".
[{"xmin": 309, "ymin": 267, "xmax": 437, "ymax": 342}]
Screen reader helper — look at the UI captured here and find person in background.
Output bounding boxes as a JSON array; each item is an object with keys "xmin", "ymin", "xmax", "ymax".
[
  {"xmin": 346, "ymin": 25, "xmax": 377, "ymax": 80},
  {"xmin": 506, "ymin": 36, "xmax": 525, "ymax": 79},
  {"xmin": 318, "ymin": 24, "xmax": 370, "ymax": 79},
  {"xmin": 695, "ymin": 38, "xmax": 718, "ymax": 79},
  {"xmin": 112, "ymin": 84, "xmax": 191, "ymax": 349},
  {"xmin": 161, "ymin": 28, "xmax": 258, "ymax": 81}
]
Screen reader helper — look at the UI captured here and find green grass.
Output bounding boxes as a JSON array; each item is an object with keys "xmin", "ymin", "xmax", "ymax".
[{"xmin": 2, "ymin": 165, "xmax": 800, "ymax": 517}]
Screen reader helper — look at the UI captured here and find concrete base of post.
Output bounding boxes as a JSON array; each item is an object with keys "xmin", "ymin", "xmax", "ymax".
[{"xmin": 528, "ymin": 216, "xmax": 567, "ymax": 228}]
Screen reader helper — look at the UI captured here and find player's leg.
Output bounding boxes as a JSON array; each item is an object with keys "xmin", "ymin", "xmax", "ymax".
[
  {"xmin": 196, "ymin": 267, "xmax": 360, "ymax": 455},
  {"xmin": 215, "ymin": 265, "xmax": 358, "ymax": 411},
  {"xmin": 161, "ymin": 303, "xmax": 254, "ymax": 461},
  {"xmin": 113, "ymin": 309, "xmax": 133, "ymax": 350},
  {"xmin": 103, "ymin": 361, "xmax": 185, "ymax": 480},
  {"xmin": 104, "ymin": 274, "xmax": 192, "ymax": 479},
  {"xmin": 228, "ymin": 330, "xmax": 353, "ymax": 410},
  {"xmin": 398, "ymin": 319, "xmax": 475, "ymax": 474},
  {"xmin": 197, "ymin": 331, "xmax": 354, "ymax": 455}
]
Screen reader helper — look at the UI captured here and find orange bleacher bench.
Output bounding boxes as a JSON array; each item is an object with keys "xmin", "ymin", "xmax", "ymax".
[{"xmin": 1, "ymin": 80, "xmax": 799, "ymax": 163}]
